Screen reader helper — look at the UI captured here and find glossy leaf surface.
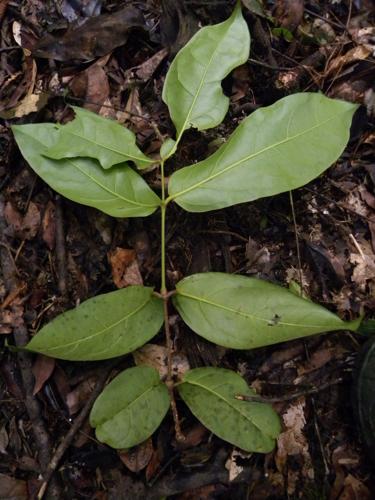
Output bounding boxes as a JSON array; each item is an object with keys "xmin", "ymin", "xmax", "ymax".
[
  {"xmin": 173, "ymin": 273, "xmax": 360, "ymax": 349},
  {"xmin": 27, "ymin": 286, "xmax": 164, "ymax": 360},
  {"xmin": 178, "ymin": 367, "xmax": 280, "ymax": 452},
  {"xmin": 44, "ymin": 106, "xmax": 153, "ymax": 169},
  {"xmin": 90, "ymin": 366, "xmax": 170, "ymax": 448},
  {"xmin": 168, "ymin": 93, "xmax": 358, "ymax": 212},
  {"xmin": 12, "ymin": 124, "xmax": 161, "ymax": 217},
  {"xmin": 162, "ymin": 3, "xmax": 249, "ymax": 141}
]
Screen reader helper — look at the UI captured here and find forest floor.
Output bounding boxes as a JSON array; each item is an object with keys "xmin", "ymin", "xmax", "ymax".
[{"xmin": 0, "ymin": 0, "xmax": 375, "ymax": 498}]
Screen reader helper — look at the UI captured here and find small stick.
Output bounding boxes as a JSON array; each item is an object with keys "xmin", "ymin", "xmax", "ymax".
[
  {"xmin": 289, "ymin": 190, "xmax": 304, "ymax": 294},
  {"xmin": 37, "ymin": 361, "xmax": 117, "ymax": 500},
  {"xmin": 235, "ymin": 378, "xmax": 343, "ymax": 403}
]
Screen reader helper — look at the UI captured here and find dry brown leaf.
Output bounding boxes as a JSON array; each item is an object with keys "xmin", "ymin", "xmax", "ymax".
[
  {"xmin": 108, "ymin": 247, "xmax": 143, "ymax": 288},
  {"xmin": 67, "ymin": 376, "xmax": 97, "ymax": 415},
  {"xmin": 4, "ymin": 201, "xmax": 41, "ymax": 240},
  {"xmin": 225, "ymin": 449, "xmax": 251, "ymax": 481},
  {"xmin": 119, "ymin": 438, "xmax": 153, "ymax": 472},
  {"xmin": 276, "ymin": 398, "xmax": 314, "ymax": 495},
  {"xmin": 274, "ymin": 0, "xmax": 304, "ymax": 32},
  {"xmin": 0, "ymin": 473, "xmax": 27, "ymax": 499},
  {"xmin": 339, "ymin": 474, "xmax": 371, "ymax": 500},
  {"xmin": 32, "ymin": 355, "xmax": 55, "ymax": 395},
  {"xmin": 326, "ymin": 46, "xmax": 372, "ymax": 77},
  {"xmin": 349, "ymin": 238, "xmax": 375, "ymax": 290},
  {"xmin": 69, "ymin": 56, "xmax": 110, "ymax": 113},
  {"xmin": 133, "ymin": 343, "xmax": 190, "ymax": 380},
  {"xmin": 42, "ymin": 201, "xmax": 56, "ymax": 250},
  {"xmin": 32, "ymin": 6, "xmax": 145, "ymax": 61},
  {"xmin": 132, "ymin": 49, "xmax": 169, "ymax": 81}
]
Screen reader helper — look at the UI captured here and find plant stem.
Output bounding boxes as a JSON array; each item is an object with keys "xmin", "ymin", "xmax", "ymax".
[
  {"xmin": 160, "ymin": 160, "xmax": 167, "ymax": 294},
  {"xmin": 162, "ymin": 296, "xmax": 184, "ymax": 442},
  {"xmin": 159, "ymin": 159, "xmax": 184, "ymax": 442}
]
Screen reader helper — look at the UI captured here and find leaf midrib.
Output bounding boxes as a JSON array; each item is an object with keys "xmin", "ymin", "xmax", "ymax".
[
  {"xmin": 169, "ymin": 112, "xmax": 344, "ymax": 202},
  {"xmin": 177, "ymin": 290, "xmax": 338, "ymax": 329},
  {"xmin": 173, "ymin": 13, "xmax": 234, "ymax": 143},
  {"xmin": 41, "ymin": 294, "xmax": 152, "ymax": 353},
  {"xmin": 182, "ymin": 378, "xmax": 265, "ymax": 434},
  {"xmin": 69, "ymin": 159, "xmax": 158, "ymax": 208}
]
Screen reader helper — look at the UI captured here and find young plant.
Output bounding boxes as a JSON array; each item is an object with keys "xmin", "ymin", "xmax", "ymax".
[{"xmin": 12, "ymin": 3, "xmax": 360, "ymax": 453}]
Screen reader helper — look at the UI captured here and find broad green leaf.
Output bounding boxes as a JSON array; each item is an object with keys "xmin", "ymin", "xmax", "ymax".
[
  {"xmin": 173, "ymin": 273, "xmax": 360, "ymax": 349},
  {"xmin": 90, "ymin": 366, "xmax": 170, "ymax": 448},
  {"xmin": 162, "ymin": 3, "xmax": 250, "ymax": 146},
  {"xmin": 168, "ymin": 93, "xmax": 358, "ymax": 212},
  {"xmin": 12, "ymin": 124, "xmax": 161, "ymax": 217},
  {"xmin": 178, "ymin": 367, "xmax": 280, "ymax": 452},
  {"xmin": 44, "ymin": 106, "xmax": 154, "ymax": 169},
  {"xmin": 26, "ymin": 286, "xmax": 164, "ymax": 361}
]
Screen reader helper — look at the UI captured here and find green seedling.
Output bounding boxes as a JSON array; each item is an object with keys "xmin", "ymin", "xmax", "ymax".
[{"xmin": 12, "ymin": 3, "xmax": 359, "ymax": 453}]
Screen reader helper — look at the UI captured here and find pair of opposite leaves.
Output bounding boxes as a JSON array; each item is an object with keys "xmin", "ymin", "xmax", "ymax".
[
  {"xmin": 11, "ymin": 4, "xmax": 360, "ymax": 452},
  {"xmin": 12, "ymin": 2, "xmax": 359, "ymax": 360},
  {"xmin": 12, "ymin": 4, "xmax": 357, "ymax": 217}
]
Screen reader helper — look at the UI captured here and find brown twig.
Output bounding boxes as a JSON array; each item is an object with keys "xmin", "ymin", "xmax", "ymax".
[
  {"xmin": 37, "ymin": 360, "xmax": 118, "ymax": 500},
  {"xmin": 235, "ymin": 377, "xmax": 344, "ymax": 403},
  {"xmin": 0, "ymin": 195, "xmax": 62, "ymax": 498},
  {"xmin": 289, "ymin": 190, "xmax": 304, "ymax": 294},
  {"xmin": 162, "ymin": 294, "xmax": 185, "ymax": 442}
]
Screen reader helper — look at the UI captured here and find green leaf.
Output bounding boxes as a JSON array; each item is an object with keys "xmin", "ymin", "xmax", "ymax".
[
  {"xmin": 173, "ymin": 273, "xmax": 360, "ymax": 349},
  {"xmin": 44, "ymin": 106, "xmax": 154, "ymax": 169},
  {"xmin": 162, "ymin": 3, "xmax": 250, "ymax": 145},
  {"xmin": 90, "ymin": 366, "xmax": 170, "ymax": 449},
  {"xmin": 26, "ymin": 286, "xmax": 164, "ymax": 361},
  {"xmin": 12, "ymin": 123, "xmax": 161, "ymax": 217},
  {"xmin": 178, "ymin": 367, "xmax": 280, "ymax": 452},
  {"xmin": 168, "ymin": 93, "xmax": 358, "ymax": 212}
]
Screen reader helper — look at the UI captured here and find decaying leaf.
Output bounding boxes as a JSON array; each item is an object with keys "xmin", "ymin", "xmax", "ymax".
[
  {"xmin": 108, "ymin": 248, "xmax": 143, "ymax": 288},
  {"xmin": 4, "ymin": 201, "xmax": 41, "ymax": 240},
  {"xmin": 119, "ymin": 438, "xmax": 154, "ymax": 472},
  {"xmin": 133, "ymin": 343, "xmax": 190, "ymax": 380},
  {"xmin": 276, "ymin": 399, "xmax": 314, "ymax": 495},
  {"xmin": 32, "ymin": 354, "xmax": 56, "ymax": 395},
  {"xmin": 32, "ymin": 6, "xmax": 145, "ymax": 61}
]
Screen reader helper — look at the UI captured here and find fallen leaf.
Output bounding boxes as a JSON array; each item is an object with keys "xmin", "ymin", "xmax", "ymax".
[
  {"xmin": 0, "ymin": 473, "xmax": 27, "ymax": 499},
  {"xmin": 326, "ymin": 45, "xmax": 372, "ymax": 77},
  {"xmin": 276, "ymin": 399, "xmax": 314, "ymax": 495},
  {"xmin": 0, "ymin": 92, "xmax": 49, "ymax": 119},
  {"xmin": 274, "ymin": 0, "xmax": 304, "ymax": 32},
  {"xmin": 32, "ymin": 355, "xmax": 55, "ymax": 395},
  {"xmin": 133, "ymin": 343, "xmax": 190, "ymax": 380},
  {"xmin": 67, "ymin": 376, "xmax": 97, "ymax": 415},
  {"xmin": 126, "ymin": 48, "xmax": 168, "ymax": 82},
  {"xmin": 4, "ymin": 201, "xmax": 41, "ymax": 240},
  {"xmin": 119, "ymin": 438, "xmax": 153, "ymax": 472},
  {"xmin": 69, "ymin": 56, "xmax": 110, "ymax": 113},
  {"xmin": 339, "ymin": 474, "xmax": 371, "ymax": 500},
  {"xmin": 32, "ymin": 6, "xmax": 145, "ymax": 61},
  {"xmin": 225, "ymin": 449, "xmax": 251, "ymax": 481},
  {"xmin": 108, "ymin": 247, "xmax": 143, "ymax": 288},
  {"xmin": 42, "ymin": 201, "xmax": 56, "ymax": 250},
  {"xmin": 349, "ymin": 238, "xmax": 375, "ymax": 290}
]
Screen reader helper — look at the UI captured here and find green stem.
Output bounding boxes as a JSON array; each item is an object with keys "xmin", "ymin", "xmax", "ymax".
[{"xmin": 160, "ymin": 160, "xmax": 167, "ymax": 294}]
